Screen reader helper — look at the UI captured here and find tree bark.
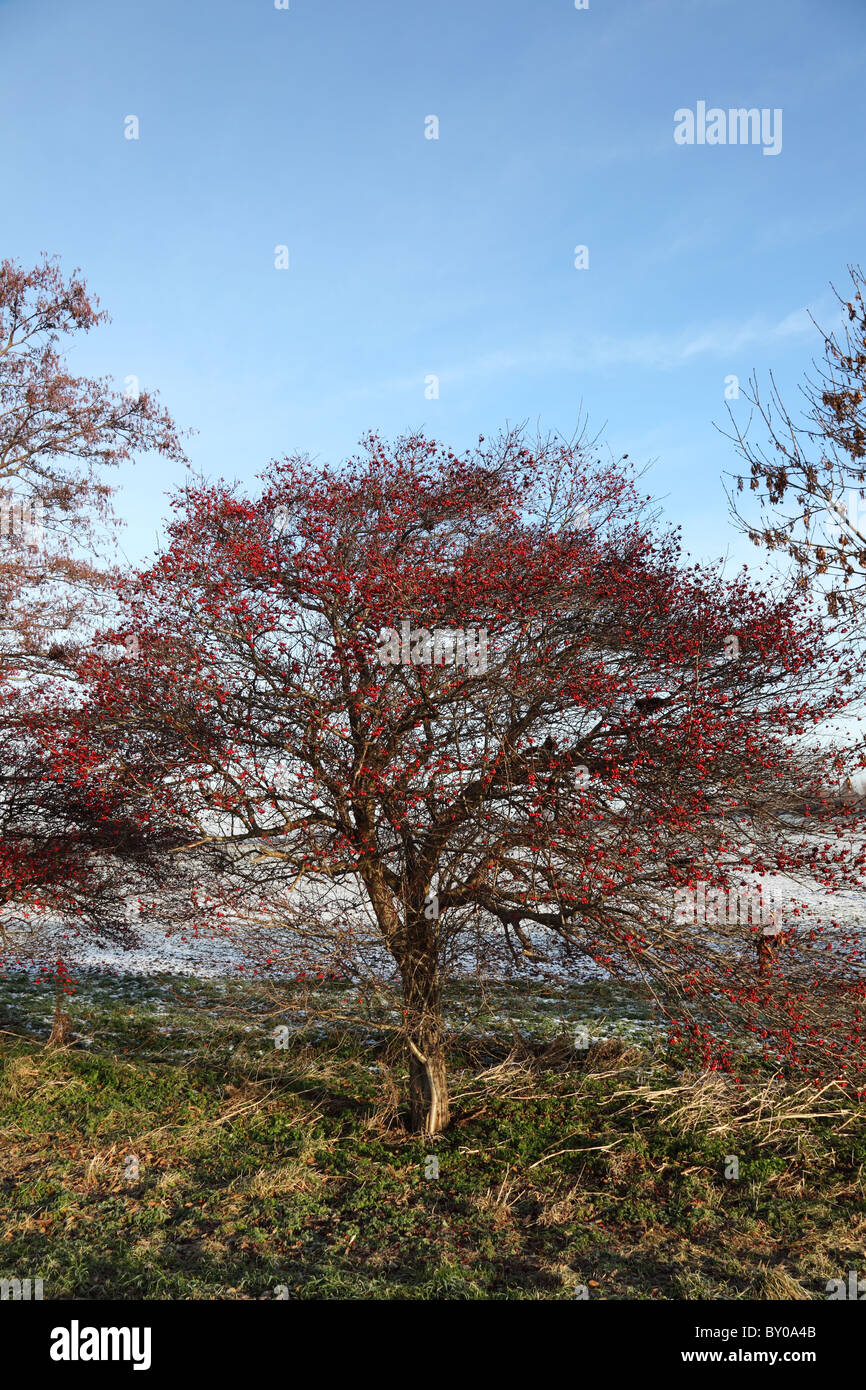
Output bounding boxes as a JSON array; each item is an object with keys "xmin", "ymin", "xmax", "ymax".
[
  {"xmin": 47, "ymin": 986, "xmax": 73, "ymax": 1048},
  {"xmin": 401, "ymin": 951, "xmax": 450, "ymax": 1134},
  {"xmin": 46, "ymin": 959, "xmax": 73, "ymax": 1049}
]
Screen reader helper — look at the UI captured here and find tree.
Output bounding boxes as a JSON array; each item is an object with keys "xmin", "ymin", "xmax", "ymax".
[
  {"xmin": 722, "ymin": 263, "xmax": 866, "ymax": 619},
  {"xmin": 0, "ymin": 253, "xmax": 187, "ymax": 678},
  {"xmin": 0, "ymin": 693, "xmax": 192, "ymax": 1043},
  {"xmin": 0, "ymin": 255, "xmax": 188, "ymax": 1033},
  {"xmin": 79, "ymin": 428, "xmax": 866, "ymax": 1130}
]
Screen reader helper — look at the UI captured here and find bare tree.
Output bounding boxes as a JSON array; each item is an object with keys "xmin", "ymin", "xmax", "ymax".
[{"xmin": 722, "ymin": 263, "xmax": 866, "ymax": 619}]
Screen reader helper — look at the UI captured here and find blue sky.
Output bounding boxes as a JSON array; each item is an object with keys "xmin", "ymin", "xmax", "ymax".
[{"xmin": 2, "ymin": 0, "xmax": 864, "ymax": 574}]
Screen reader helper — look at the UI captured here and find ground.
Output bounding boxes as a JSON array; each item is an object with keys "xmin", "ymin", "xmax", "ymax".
[{"xmin": 0, "ymin": 969, "xmax": 863, "ymax": 1300}]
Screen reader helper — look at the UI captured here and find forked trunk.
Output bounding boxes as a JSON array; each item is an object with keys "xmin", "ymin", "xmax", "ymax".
[{"xmin": 402, "ymin": 954, "xmax": 450, "ymax": 1134}]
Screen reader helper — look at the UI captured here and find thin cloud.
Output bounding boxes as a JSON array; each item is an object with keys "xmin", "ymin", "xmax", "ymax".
[{"xmin": 322, "ymin": 303, "xmax": 827, "ymax": 409}]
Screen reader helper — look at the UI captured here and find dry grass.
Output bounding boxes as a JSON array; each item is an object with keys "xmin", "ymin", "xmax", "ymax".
[
  {"xmin": 471, "ymin": 1168, "xmax": 526, "ymax": 1228},
  {"xmin": 611, "ymin": 1069, "xmax": 860, "ymax": 1140},
  {"xmin": 753, "ymin": 1265, "xmax": 814, "ymax": 1300}
]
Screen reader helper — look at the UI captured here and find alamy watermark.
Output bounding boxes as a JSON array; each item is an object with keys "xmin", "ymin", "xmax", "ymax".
[
  {"xmin": 826, "ymin": 1269, "xmax": 866, "ymax": 1300},
  {"xmin": 674, "ymin": 103, "xmax": 782, "ymax": 156},
  {"xmin": 825, "ymin": 488, "xmax": 866, "ymax": 542},
  {"xmin": 376, "ymin": 621, "xmax": 488, "ymax": 675},
  {"xmin": 50, "ymin": 1322, "xmax": 151, "ymax": 1370},
  {"xmin": 0, "ymin": 497, "xmax": 44, "ymax": 548},
  {"xmin": 0, "ymin": 1276, "xmax": 43, "ymax": 1300},
  {"xmin": 674, "ymin": 882, "xmax": 789, "ymax": 929}
]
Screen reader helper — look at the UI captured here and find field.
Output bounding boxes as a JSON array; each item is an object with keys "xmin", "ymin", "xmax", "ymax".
[{"xmin": 1, "ymin": 968, "xmax": 864, "ymax": 1301}]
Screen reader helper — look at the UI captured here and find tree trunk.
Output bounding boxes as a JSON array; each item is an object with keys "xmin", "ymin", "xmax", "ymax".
[
  {"xmin": 401, "ymin": 953, "xmax": 450, "ymax": 1134},
  {"xmin": 47, "ymin": 990, "xmax": 73, "ymax": 1048},
  {"xmin": 46, "ymin": 960, "xmax": 73, "ymax": 1049}
]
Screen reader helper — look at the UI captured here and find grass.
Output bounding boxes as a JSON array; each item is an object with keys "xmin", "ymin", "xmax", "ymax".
[{"xmin": 1, "ymin": 967, "xmax": 864, "ymax": 1300}]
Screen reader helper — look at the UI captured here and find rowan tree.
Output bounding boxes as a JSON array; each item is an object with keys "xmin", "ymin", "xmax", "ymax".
[
  {"xmin": 0, "ymin": 692, "xmax": 192, "ymax": 1042},
  {"xmin": 77, "ymin": 428, "xmax": 866, "ymax": 1130}
]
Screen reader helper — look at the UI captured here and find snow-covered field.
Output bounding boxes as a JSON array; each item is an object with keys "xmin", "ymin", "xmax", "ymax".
[{"xmin": 4, "ymin": 860, "xmax": 864, "ymax": 984}]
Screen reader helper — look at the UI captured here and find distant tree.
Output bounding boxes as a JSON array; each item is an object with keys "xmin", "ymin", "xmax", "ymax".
[
  {"xmin": 722, "ymin": 263, "xmax": 866, "ymax": 619},
  {"xmin": 0, "ymin": 253, "xmax": 187, "ymax": 678},
  {"xmin": 79, "ymin": 428, "xmax": 866, "ymax": 1129},
  {"xmin": 0, "ymin": 255, "xmax": 188, "ymax": 1035}
]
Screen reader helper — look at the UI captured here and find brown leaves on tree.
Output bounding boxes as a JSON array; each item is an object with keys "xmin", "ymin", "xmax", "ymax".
[
  {"xmin": 0, "ymin": 253, "xmax": 188, "ymax": 680},
  {"xmin": 722, "ymin": 262, "xmax": 866, "ymax": 620}
]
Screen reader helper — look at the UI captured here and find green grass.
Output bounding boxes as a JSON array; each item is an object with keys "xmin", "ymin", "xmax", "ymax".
[{"xmin": 1, "ymin": 968, "xmax": 864, "ymax": 1300}]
